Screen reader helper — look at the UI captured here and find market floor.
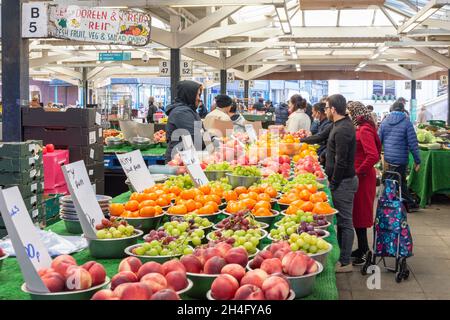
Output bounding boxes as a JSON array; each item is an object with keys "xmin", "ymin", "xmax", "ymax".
[{"xmin": 336, "ymin": 197, "xmax": 450, "ymax": 300}]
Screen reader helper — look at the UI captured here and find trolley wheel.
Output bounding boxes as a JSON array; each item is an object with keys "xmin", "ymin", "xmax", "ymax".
[
  {"xmin": 401, "ymin": 258, "xmax": 410, "ymax": 280},
  {"xmin": 403, "ymin": 270, "xmax": 410, "ymax": 280},
  {"xmin": 395, "ymin": 272, "xmax": 403, "ymax": 283}
]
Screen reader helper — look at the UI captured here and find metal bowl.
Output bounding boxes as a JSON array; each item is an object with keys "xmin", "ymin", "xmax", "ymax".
[
  {"xmin": 0, "ymin": 252, "xmax": 9, "ymax": 272},
  {"xmin": 206, "ymin": 289, "xmax": 296, "ymax": 300},
  {"xmin": 323, "ymin": 210, "xmax": 338, "ymax": 223},
  {"xmin": 62, "ymin": 218, "xmax": 82, "ymax": 234},
  {"xmin": 166, "ymin": 211, "xmax": 222, "ymax": 224},
  {"xmin": 247, "ymin": 260, "xmax": 323, "ymax": 298},
  {"xmin": 177, "ymin": 278, "xmax": 194, "ymax": 300},
  {"xmin": 226, "ymin": 173, "xmax": 261, "ymax": 189},
  {"xmin": 253, "ymin": 210, "xmax": 280, "ymax": 225},
  {"xmin": 205, "ymin": 170, "xmax": 231, "ymax": 181},
  {"xmin": 186, "ymin": 272, "xmax": 220, "ymax": 299},
  {"xmin": 207, "ymin": 229, "xmax": 268, "ymax": 250},
  {"xmin": 262, "ymin": 243, "xmax": 332, "ymax": 268},
  {"xmin": 123, "ymin": 215, "xmax": 164, "ymax": 233},
  {"xmin": 21, "ymin": 277, "xmax": 111, "ymax": 300},
  {"xmin": 267, "ymin": 229, "xmax": 330, "ymax": 243},
  {"xmin": 214, "ymin": 215, "xmax": 269, "ymax": 231},
  {"xmin": 124, "ymin": 244, "xmax": 193, "ymax": 264},
  {"xmin": 86, "ymin": 229, "xmax": 144, "ymax": 259},
  {"xmin": 277, "ymin": 201, "xmax": 290, "ymax": 211},
  {"xmin": 106, "ymin": 138, "xmax": 124, "ymax": 147}
]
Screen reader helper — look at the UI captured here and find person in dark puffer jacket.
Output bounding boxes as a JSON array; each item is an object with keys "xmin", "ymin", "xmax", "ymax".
[{"xmin": 378, "ymin": 101, "xmax": 421, "ymax": 211}]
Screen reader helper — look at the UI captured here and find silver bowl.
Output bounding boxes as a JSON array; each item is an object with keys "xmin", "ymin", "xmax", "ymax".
[
  {"xmin": 263, "ymin": 243, "xmax": 333, "ymax": 267},
  {"xmin": 86, "ymin": 229, "xmax": 144, "ymax": 259},
  {"xmin": 124, "ymin": 244, "xmax": 193, "ymax": 264},
  {"xmin": 205, "ymin": 170, "xmax": 231, "ymax": 181},
  {"xmin": 206, "ymin": 289, "xmax": 296, "ymax": 300},
  {"xmin": 226, "ymin": 173, "xmax": 261, "ymax": 189},
  {"xmin": 253, "ymin": 210, "xmax": 280, "ymax": 225},
  {"xmin": 106, "ymin": 138, "xmax": 124, "ymax": 147},
  {"xmin": 267, "ymin": 229, "xmax": 330, "ymax": 243},
  {"xmin": 123, "ymin": 215, "xmax": 164, "ymax": 233},
  {"xmin": 21, "ymin": 277, "xmax": 111, "ymax": 300},
  {"xmin": 186, "ymin": 272, "xmax": 220, "ymax": 299}
]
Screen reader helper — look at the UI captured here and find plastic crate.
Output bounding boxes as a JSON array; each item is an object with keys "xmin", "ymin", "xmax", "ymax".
[
  {"xmin": 43, "ymin": 150, "xmax": 69, "ymax": 190},
  {"xmin": 22, "ymin": 107, "xmax": 101, "ymax": 128},
  {"xmin": 24, "ymin": 126, "xmax": 102, "ymax": 147},
  {"xmin": 43, "ymin": 194, "xmax": 64, "ymax": 221}
]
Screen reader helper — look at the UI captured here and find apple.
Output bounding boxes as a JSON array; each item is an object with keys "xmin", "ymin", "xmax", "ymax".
[{"xmin": 46, "ymin": 144, "xmax": 55, "ymax": 153}]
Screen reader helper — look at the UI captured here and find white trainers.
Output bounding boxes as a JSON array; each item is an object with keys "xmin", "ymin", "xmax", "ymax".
[{"xmin": 335, "ymin": 261, "xmax": 354, "ymax": 273}]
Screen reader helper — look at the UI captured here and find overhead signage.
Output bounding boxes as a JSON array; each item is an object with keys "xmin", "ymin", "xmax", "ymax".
[
  {"xmin": 99, "ymin": 52, "xmax": 132, "ymax": 61},
  {"xmin": 227, "ymin": 72, "xmax": 235, "ymax": 83},
  {"xmin": 181, "ymin": 60, "xmax": 194, "ymax": 77},
  {"xmin": 22, "ymin": 2, "xmax": 49, "ymax": 38},
  {"xmin": 440, "ymin": 75, "xmax": 448, "ymax": 86}
]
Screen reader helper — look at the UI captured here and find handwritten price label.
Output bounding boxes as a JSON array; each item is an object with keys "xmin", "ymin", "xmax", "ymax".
[
  {"xmin": 179, "ymin": 149, "xmax": 209, "ymax": 187},
  {"xmin": 117, "ymin": 150, "xmax": 155, "ymax": 193}
]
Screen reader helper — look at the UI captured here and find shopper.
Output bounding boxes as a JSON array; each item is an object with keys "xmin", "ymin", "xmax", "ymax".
[
  {"xmin": 253, "ymin": 97, "xmax": 265, "ymax": 112},
  {"xmin": 265, "ymin": 100, "xmax": 275, "ymax": 113},
  {"xmin": 274, "ymin": 102, "xmax": 289, "ymax": 125},
  {"xmin": 30, "ymin": 96, "xmax": 41, "ymax": 108},
  {"xmin": 417, "ymin": 105, "xmax": 432, "ymax": 124},
  {"xmin": 347, "ymin": 102, "xmax": 382, "ymax": 266},
  {"xmin": 366, "ymin": 105, "xmax": 378, "ymax": 126},
  {"xmin": 286, "ymin": 94, "xmax": 311, "ymax": 133},
  {"xmin": 146, "ymin": 97, "xmax": 158, "ymax": 124},
  {"xmin": 229, "ymin": 103, "xmax": 246, "ymax": 133},
  {"xmin": 378, "ymin": 101, "xmax": 421, "ymax": 212},
  {"xmin": 197, "ymin": 100, "xmax": 208, "ymax": 119},
  {"xmin": 301, "ymin": 102, "xmax": 332, "ymax": 162},
  {"xmin": 325, "ymin": 94, "xmax": 358, "ymax": 273},
  {"xmin": 165, "ymin": 80, "xmax": 205, "ymax": 162},
  {"xmin": 203, "ymin": 95, "xmax": 233, "ymax": 131}
]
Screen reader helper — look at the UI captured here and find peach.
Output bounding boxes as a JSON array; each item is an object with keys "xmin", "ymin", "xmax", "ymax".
[
  {"xmin": 306, "ymin": 258, "xmax": 318, "ymax": 274},
  {"xmin": 215, "ymin": 242, "xmax": 233, "ymax": 257},
  {"xmin": 91, "ymin": 289, "xmax": 117, "ymax": 300},
  {"xmin": 180, "ymin": 254, "xmax": 203, "ymax": 273},
  {"xmin": 111, "ymin": 271, "xmax": 138, "ymax": 290},
  {"xmin": 65, "ymin": 266, "xmax": 92, "ymax": 291},
  {"xmin": 140, "ymin": 273, "xmax": 167, "ymax": 294},
  {"xmin": 193, "ymin": 248, "xmax": 207, "ymax": 264},
  {"xmin": 260, "ymin": 258, "xmax": 283, "ymax": 275},
  {"xmin": 137, "ymin": 261, "xmax": 163, "ymax": 279},
  {"xmin": 250, "ymin": 250, "xmax": 273, "ymax": 269},
  {"xmin": 165, "ymin": 271, "xmax": 188, "ymax": 291},
  {"xmin": 281, "ymin": 252, "xmax": 307, "ymax": 276},
  {"xmin": 40, "ymin": 271, "xmax": 65, "ymax": 293},
  {"xmin": 118, "ymin": 257, "xmax": 142, "ymax": 274},
  {"xmin": 240, "ymin": 269, "xmax": 268, "ymax": 289},
  {"xmin": 114, "ymin": 283, "xmax": 152, "ymax": 300},
  {"xmin": 234, "ymin": 284, "xmax": 265, "ymax": 300},
  {"xmin": 204, "ymin": 247, "xmax": 222, "ymax": 262},
  {"xmin": 221, "ymin": 264, "xmax": 246, "ymax": 282},
  {"xmin": 273, "ymin": 248, "xmax": 290, "ymax": 261},
  {"xmin": 51, "ymin": 255, "xmax": 77, "ymax": 277},
  {"xmin": 162, "ymin": 259, "xmax": 186, "ymax": 275},
  {"xmin": 262, "ymin": 275, "xmax": 290, "ymax": 300},
  {"xmin": 38, "ymin": 268, "xmax": 56, "ymax": 277},
  {"xmin": 81, "ymin": 261, "xmax": 106, "ymax": 286},
  {"xmin": 203, "ymin": 256, "xmax": 226, "ymax": 274},
  {"xmin": 150, "ymin": 289, "xmax": 180, "ymax": 300},
  {"xmin": 268, "ymin": 242, "xmax": 290, "ymax": 255},
  {"xmin": 224, "ymin": 247, "xmax": 248, "ymax": 267},
  {"xmin": 211, "ymin": 274, "xmax": 239, "ymax": 300}
]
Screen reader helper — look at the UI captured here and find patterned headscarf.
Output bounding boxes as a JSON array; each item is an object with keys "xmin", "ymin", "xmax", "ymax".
[{"xmin": 347, "ymin": 101, "xmax": 374, "ymax": 127}]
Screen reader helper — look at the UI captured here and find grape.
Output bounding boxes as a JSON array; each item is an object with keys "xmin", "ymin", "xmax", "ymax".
[
  {"xmin": 243, "ymin": 242, "xmax": 254, "ymax": 252},
  {"xmin": 135, "ymin": 246, "xmax": 146, "ymax": 255},
  {"xmin": 113, "ymin": 230, "xmax": 122, "ymax": 238},
  {"xmin": 160, "ymin": 249, "xmax": 170, "ymax": 256},
  {"xmin": 309, "ymin": 246, "xmax": 318, "ymax": 254},
  {"xmin": 290, "ymin": 243, "xmax": 299, "ymax": 251},
  {"xmin": 117, "ymin": 225, "xmax": 126, "ymax": 233},
  {"xmin": 296, "ymin": 238, "xmax": 305, "ymax": 248},
  {"xmin": 105, "ymin": 232, "xmax": 113, "ymax": 239},
  {"xmin": 183, "ymin": 247, "xmax": 193, "ymax": 255},
  {"xmin": 96, "ymin": 230, "xmax": 107, "ymax": 239},
  {"xmin": 191, "ymin": 237, "xmax": 202, "ymax": 246}
]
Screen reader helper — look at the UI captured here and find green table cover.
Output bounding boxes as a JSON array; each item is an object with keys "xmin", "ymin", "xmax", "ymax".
[
  {"xmin": 408, "ymin": 149, "xmax": 450, "ymax": 207},
  {"xmin": 104, "ymin": 145, "xmax": 166, "ymax": 157},
  {"xmin": 0, "ymin": 188, "xmax": 339, "ymax": 300}
]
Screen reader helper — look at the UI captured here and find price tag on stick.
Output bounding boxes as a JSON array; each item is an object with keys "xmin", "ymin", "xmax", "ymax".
[
  {"xmin": 62, "ymin": 161, "xmax": 105, "ymax": 239},
  {"xmin": 0, "ymin": 187, "xmax": 52, "ymax": 293},
  {"xmin": 117, "ymin": 150, "xmax": 155, "ymax": 192},
  {"xmin": 245, "ymin": 124, "xmax": 258, "ymax": 143},
  {"xmin": 179, "ymin": 149, "xmax": 209, "ymax": 187}
]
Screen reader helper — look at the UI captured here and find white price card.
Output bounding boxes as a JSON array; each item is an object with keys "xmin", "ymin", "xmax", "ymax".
[
  {"xmin": 116, "ymin": 150, "xmax": 155, "ymax": 192},
  {"xmin": 245, "ymin": 124, "xmax": 258, "ymax": 143},
  {"xmin": 0, "ymin": 187, "xmax": 52, "ymax": 293},
  {"xmin": 179, "ymin": 149, "xmax": 209, "ymax": 187},
  {"xmin": 62, "ymin": 161, "xmax": 105, "ymax": 239},
  {"xmin": 95, "ymin": 112, "xmax": 102, "ymax": 126},
  {"xmin": 182, "ymin": 135, "xmax": 194, "ymax": 150}
]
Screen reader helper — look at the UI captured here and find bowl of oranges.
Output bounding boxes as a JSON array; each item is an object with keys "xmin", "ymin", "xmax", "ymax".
[
  {"xmin": 252, "ymin": 209, "xmax": 280, "ymax": 225},
  {"xmin": 109, "ymin": 201, "xmax": 165, "ymax": 233}
]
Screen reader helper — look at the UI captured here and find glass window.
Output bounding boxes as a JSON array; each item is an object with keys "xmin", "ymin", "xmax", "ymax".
[
  {"xmin": 373, "ymin": 81, "xmax": 383, "ymax": 96},
  {"xmin": 385, "ymin": 81, "xmax": 396, "ymax": 96}
]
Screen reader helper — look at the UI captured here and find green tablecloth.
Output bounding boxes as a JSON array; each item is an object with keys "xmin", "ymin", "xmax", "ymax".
[
  {"xmin": 0, "ymin": 189, "xmax": 339, "ymax": 300},
  {"xmin": 104, "ymin": 145, "xmax": 166, "ymax": 157},
  {"xmin": 408, "ymin": 149, "xmax": 450, "ymax": 207}
]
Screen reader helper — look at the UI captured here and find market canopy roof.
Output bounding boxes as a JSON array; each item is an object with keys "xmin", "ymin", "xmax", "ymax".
[{"xmin": 9, "ymin": 0, "xmax": 450, "ymax": 85}]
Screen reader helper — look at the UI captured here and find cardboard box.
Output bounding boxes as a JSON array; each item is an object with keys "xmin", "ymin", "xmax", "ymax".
[
  {"xmin": 66, "ymin": 143, "xmax": 104, "ymax": 164},
  {"xmin": 0, "ymin": 155, "xmax": 43, "ymax": 173},
  {"xmin": 22, "ymin": 107, "xmax": 101, "ymax": 128},
  {"xmin": 86, "ymin": 161, "xmax": 105, "ymax": 182},
  {"xmin": 24, "ymin": 126, "xmax": 102, "ymax": 147},
  {"xmin": 0, "ymin": 140, "xmax": 43, "ymax": 158},
  {"xmin": 0, "ymin": 167, "xmax": 44, "ymax": 185},
  {"xmin": 0, "ymin": 180, "xmax": 45, "ymax": 199}
]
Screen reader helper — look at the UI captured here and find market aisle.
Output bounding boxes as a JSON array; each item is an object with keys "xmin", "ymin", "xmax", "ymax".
[{"xmin": 337, "ymin": 199, "xmax": 450, "ymax": 300}]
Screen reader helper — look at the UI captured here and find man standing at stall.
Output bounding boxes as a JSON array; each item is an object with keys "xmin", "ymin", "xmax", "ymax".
[{"xmin": 325, "ymin": 94, "xmax": 358, "ymax": 273}]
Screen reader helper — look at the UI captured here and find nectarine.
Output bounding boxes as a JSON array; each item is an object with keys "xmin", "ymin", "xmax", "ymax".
[
  {"xmin": 162, "ymin": 259, "xmax": 186, "ymax": 275},
  {"xmin": 240, "ymin": 269, "xmax": 268, "ymax": 289},
  {"xmin": 81, "ymin": 261, "xmax": 106, "ymax": 286},
  {"xmin": 204, "ymin": 256, "xmax": 226, "ymax": 274},
  {"xmin": 221, "ymin": 264, "xmax": 246, "ymax": 282},
  {"xmin": 165, "ymin": 271, "xmax": 188, "ymax": 291},
  {"xmin": 150, "ymin": 289, "xmax": 180, "ymax": 300},
  {"xmin": 180, "ymin": 254, "xmax": 203, "ymax": 273},
  {"xmin": 224, "ymin": 247, "xmax": 248, "ymax": 267},
  {"xmin": 118, "ymin": 257, "xmax": 142, "ymax": 274},
  {"xmin": 111, "ymin": 271, "xmax": 138, "ymax": 290},
  {"xmin": 234, "ymin": 284, "xmax": 265, "ymax": 300},
  {"xmin": 211, "ymin": 274, "xmax": 239, "ymax": 300},
  {"xmin": 260, "ymin": 258, "xmax": 283, "ymax": 275},
  {"xmin": 137, "ymin": 261, "xmax": 164, "ymax": 279},
  {"xmin": 262, "ymin": 275, "xmax": 290, "ymax": 300}
]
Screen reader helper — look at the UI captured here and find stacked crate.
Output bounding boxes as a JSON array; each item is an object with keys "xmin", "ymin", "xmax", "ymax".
[
  {"xmin": 22, "ymin": 107, "xmax": 105, "ymax": 194},
  {"xmin": 0, "ymin": 140, "xmax": 45, "ymax": 236}
]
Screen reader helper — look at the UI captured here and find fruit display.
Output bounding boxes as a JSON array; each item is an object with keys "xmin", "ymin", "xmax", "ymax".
[
  {"xmin": 207, "ymin": 229, "xmax": 265, "ymax": 255},
  {"xmin": 276, "ymin": 212, "xmax": 329, "ymax": 229},
  {"xmin": 205, "ymin": 162, "xmax": 232, "ymax": 172},
  {"xmin": 281, "ymin": 174, "xmax": 324, "ymax": 193},
  {"xmin": 260, "ymin": 156, "xmax": 291, "ymax": 178},
  {"xmin": 95, "ymin": 218, "xmax": 136, "ymax": 239},
  {"xmin": 92, "ymin": 258, "xmax": 190, "ymax": 300},
  {"xmin": 171, "ymin": 213, "xmax": 213, "ymax": 229},
  {"xmin": 292, "ymin": 143, "xmax": 320, "ymax": 162},
  {"xmin": 153, "ymin": 130, "xmax": 166, "ymax": 143},
  {"xmin": 278, "ymin": 134, "xmax": 301, "ymax": 156},
  {"xmin": 231, "ymin": 165, "xmax": 261, "ymax": 177},
  {"xmin": 294, "ymin": 155, "xmax": 325, "ymax": 179},
  {"xmin": 37, "ymin": 255, "xmax": 107, "ymax": 293},
  {"xmin": 288, "ymin": 129, "xmax": 310, "ymax": 140},
  {"xmin": 215, "ymin": 211, "xmax": 263, "ymax": 230},
  {"xmin": 164, "ymin": 175, "xmax": 194, "ymax": 190},
  {"xmin": 169, "ymin": 188, "xmax": 223, "ymax": 216},
  {"xmin": 258, "ymin": 174, "xmax": 288, "ymax": 192},
  {"xmin": 269, "ymin": 222, "xmax": 327, "ymax": 241},
  {"xmin": 207, "ymin": 178, "xmax": 233, "ymax": 192},
  {"xmin": 269, "ymin": 234, "xmax": 330, "ymax": 255},
  {"xmin": 278, "ymin": 184, "xmax": 328, "ymax": 211},
  {"xmin": 109, "ymin": 202, "xmax": 164, "ymax": 218}
]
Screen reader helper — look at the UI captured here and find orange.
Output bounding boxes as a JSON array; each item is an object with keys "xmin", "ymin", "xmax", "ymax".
[
  {"xmin": 253, "ymin": 207, "xmax": 272, "ymax": 217},
  {"xmin": 239, "ymin": 193, "xmax": 249, "ymax": 200},
  {"xmin": 195, "ymin": 201, "xmax": 203, "ymax": 209},
  {"xmin": 234, "ymin": 186, "xmax": 248, "ymax": 195},
  {"xmin": 290, "ymin": 199, "xmax": 304, "ymax": 208},
  {"xmin": 156, "ymin": 197, "xmax": 170, "ymax": 207},
  {"xmin": 295, "ymin": 185, "xmax": 307, "ymax": 192},
  {"xmin": 146, "ymin": 193, "xmax": 158, "ymax": 201},
  {"xmin": 210, "ymin": 194, "xmax": 222, "ymax": 205},
  {"xmin": 300, "ymin": 201, "xmax": 314, "ymax": 212},
  {"xmin": 185, "ymin": 199, "xmax": 197, "ymax": 212},
  {"xmin": 254, "ymin": 200, "xmax": 271, "ymax": 211},
  {"xmin": 310, "ymin": 194, "xmax": 324, "ymax": 203},
  {"xmin": 242, "ymin": 198, "xmax": 256, "ymax": 210},
  {"xmin": 155, "ymin": 189, "xmax": 165, "ymax": 196},
  {"xmin": 247, "ymin": 192, "xmax": 259, "ymax": 201},
  {"xmin": 265, "ymin": 187, "xmax": 277, "ymax": 198},
  {"xmin": 199, "ymin": 185, "xmax": 211, "ymax": 195},
  {"xmin": 154, "ymin": 206, "xmax": 163, "ymax": 216},
  {"xmin": 317, "ymin": 191, "xmax": 328, "ymax": 201},
  {"xmin": 226, "ymin": 201, "xmax": 246, "ymax": 214},
  {"xmin": 143, "ymin": 186, "xmax": 156, "ymax": 194},
  {"xmin": 168, "ymin": 186, "xmax": 181, "ymax": 196},
  {"xmin": 306, "ymin": 184, "xmax": 318, "ymax": 194},
  {"xmin": 176, "ymin": 198, "xmax": 186, "ymax": 205},
  {"xmin": 223, "ymin": 190, "xmax": 238, "ymax": 202},
  {"xmin": 124, "ymin": 200, "xmax": 139, "ymax": 212},
  {"xmin": 169, "ymin": 204, "xmax": 188, "ymax": 215},
  {"xmin": 286, "ymin": 205, "xmax": 299, "ymax": 215},
  {"xmin": 299, "ymin": 190, "xmax": 312, "ymax": 201},
  {"xmin": 198, "ymin": 204, "xmax": 215, "ymax": 215},
  {"xmin": 204, "ymin": 201, "xmax": 219, "ymax": 212},
  {"xmin": 109, "ymin": 203, "xmax": 125, "ymax": 217},
  {"xmin": 129, "ymin": 192, "xmax": 140, "ymax": 202},
  {"xmin": 210, "ymin": 187, "xmax": 224, "ymax": 197},
  {"xmin": 140, "ymin": 206, "xmax": 156, "ymax": 217},
  {"xmin": 139, "ymin": 200, "xmax": 157, "ymax": 210},
  {"xmin": 162, "ymin": 186, "xmax": 171, "ymax": 194},
  {"xmin": 130, "ymin": 210, "xmax": 140, "ymax": 218},
  {"xmin": 312, "ymin": 202, "xmax": 334, "ymax": 214},
  {"xmin": 248, "ymin": 186, "xmax": 261, "ymax": 194},
  {"xmin": 180, "ymin": 189, "xmax": 195, "ymax": 200},
  {"xmin": 121, "ymin": 210, "xmax": 131, "ymax": 218},
  {"xmin": 287, "ymin": 193, "xmax": 299, "ymax": 203},
  {"xmin": 257, "ymin": 193, "xmax": 271, "ymax": 202},
  {"xmin": 192, "ymin": 188, "xmax": 204, "ymax": 198}
]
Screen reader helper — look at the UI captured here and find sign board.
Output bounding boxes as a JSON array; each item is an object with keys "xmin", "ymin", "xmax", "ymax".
[
  {"xmin": 117, "ymin": 150, "xmax": 155, "ymax": 192},
  {"xmin": 227, "ymin": 72, "xmax": 235, "ymax": 83},
  {"xmin": 159, "ymin": 61, "xmax": 170, "ymax": 77},
  {"xmin": 405, "ymin": 82, "xmax": 411, "ymax": 90},
  {"xmin": 0, "ymin": 187, "xmax": 52, "ymax": 293},
  {"xmin": 99, "ymin": 52, "xmax": 131, "ymax": 61},
  {"xmin": 22, "ymin": 2, "xmax": 49, "ymax": 38},
  {"xmin": 179, "ymin": 149, "xmax": 209, "ymax": 187},
  {"xmin": 239, "ymin": 81, "xmax": 245, "ymax": 89},
  {"xmin": 47, "ymin": 5, "xmax": 151, "ymax": 46},
  {"xmin": 245, "ymin": 124, "xmax": 258, "ymax": 143},
  {"xmin": 181, "ymin": 60, "xmax": 193, "ymax": 77},
  {"xmin": 249, "ymin": 80, "xmax": 255, "ymax": 88},
  {"xmin": 440, "ymin": 75, "xmax": 448, "ymax": 86},
  {"xmin": 62, "ymin": 161, "xmax": 105, "ymax": 239},
  {"xmin": 213, "ymin": 72, "xmax": 220, "ymax": 83}
]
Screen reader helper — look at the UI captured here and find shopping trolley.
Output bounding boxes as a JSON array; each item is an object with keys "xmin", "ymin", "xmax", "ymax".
[{"xmin": 361, "ymin": 171, "xmax": 413, "ymax": 283}]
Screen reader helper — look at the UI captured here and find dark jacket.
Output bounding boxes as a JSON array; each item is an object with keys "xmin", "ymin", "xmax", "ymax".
[
  {"xmin": 378, "ymin": 111, "xmax": 420, "ymax": 165},
  {"xmin": 325, "ymin": 115, "xmax": 356, "ymax": 190},
  {"xmin": 275, "ymin": 104, "xmax": 289, "ymax": 125},
  {"xmin": 310, "ymin": 120, "xmax": 319, "ymax": 135},
  {"xmin": 146, "ymin": 103, "xmax": 158, "ymax": 123},
  {"xmin": 165, "ymin": 81, "xmax": 204, "ymax": 162},
  {"xmin": 198, "ymin": 104, "xmax": 208, "ymax": 119},
  {"xmin": 253, "ymin": 101, "xmax": 265, "ymax": 112},
  {"xmin": 301, "ymin": 118, "xmax": 332, "ymax": 158}
]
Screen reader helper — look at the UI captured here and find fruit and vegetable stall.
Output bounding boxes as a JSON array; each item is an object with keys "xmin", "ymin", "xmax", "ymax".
[{"xmin": 0, "ymin": 130, "xmax": 341, "ymax": 301}]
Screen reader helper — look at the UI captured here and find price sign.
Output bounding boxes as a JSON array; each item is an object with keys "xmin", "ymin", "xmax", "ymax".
[
  {"xmin": 181, "ymin": 60, "xmax": 193, "ymax": 77},
  {"xmin": 117, "ymin": 150, "xmax": 155, "ymax": 192},
  {"xmin": 22, "ymin": 2, "xmax": 49, "ymax": 38},
  {"xmin": 159, "ymin": 61, "xmax": 170, "ymax": 77},
  {"xmin": 179, "ymin": 149, "xmax": 209, "ymax": 187},
  {"xmin": 62, "ymin": 161, "xmax": 105, "ymax": 239},
  {"xmin": 239, "ymin": 81, "xmax": 245, "ymax": 89},
  {"xmin": 0, "ymin": 187, "xmax": 52, "ymax": 293},
  {"xmin": 227, "ymin": 72, "xmax": 235, "ymax": 83},
  {"xmin": 440, "ymin": 75, "xmax": 448, "ymax": 86},
  {"xmin": 213, "ymin": 71, "xmax": 220, "ymax": 83},
  {"xmin": 245, "ymin": 124, "xmax": 258, "ymax": 143}
]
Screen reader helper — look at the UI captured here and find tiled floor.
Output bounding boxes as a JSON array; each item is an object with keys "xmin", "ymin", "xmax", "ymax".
[{"xmin": 336, "ymin": 199, "xmax": 450, "ymax": 300}]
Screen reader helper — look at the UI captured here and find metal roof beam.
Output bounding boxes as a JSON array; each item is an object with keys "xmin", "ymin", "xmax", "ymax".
[
  {"xmin": 53, "ymin": 0, "xmax": 285, "ymax": 5},
  {"xmin": 398, "ymin": 0, "xmax": 450, "ymax": 34},
  {"xmin": 415, "ymin": 46, "xmax": 450, "ymax": 68},
  {"xmin": 180, "ymin": 48, "xmax": 223, "ymax": 69}
]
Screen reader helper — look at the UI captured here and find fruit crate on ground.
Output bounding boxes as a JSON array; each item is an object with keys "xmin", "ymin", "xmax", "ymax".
[
  {"xmin": 0, "ymin": 180, "xmax": 44, "ymax": 199},
  {"xmin": 67, "ymin": 144, "xmax": 103, "ymax": 164}
]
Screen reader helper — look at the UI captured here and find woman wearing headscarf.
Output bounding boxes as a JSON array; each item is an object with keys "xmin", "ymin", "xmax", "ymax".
[{"xmin": 347, "ymin": 101, "xmax": 382, "ymax": 266}]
